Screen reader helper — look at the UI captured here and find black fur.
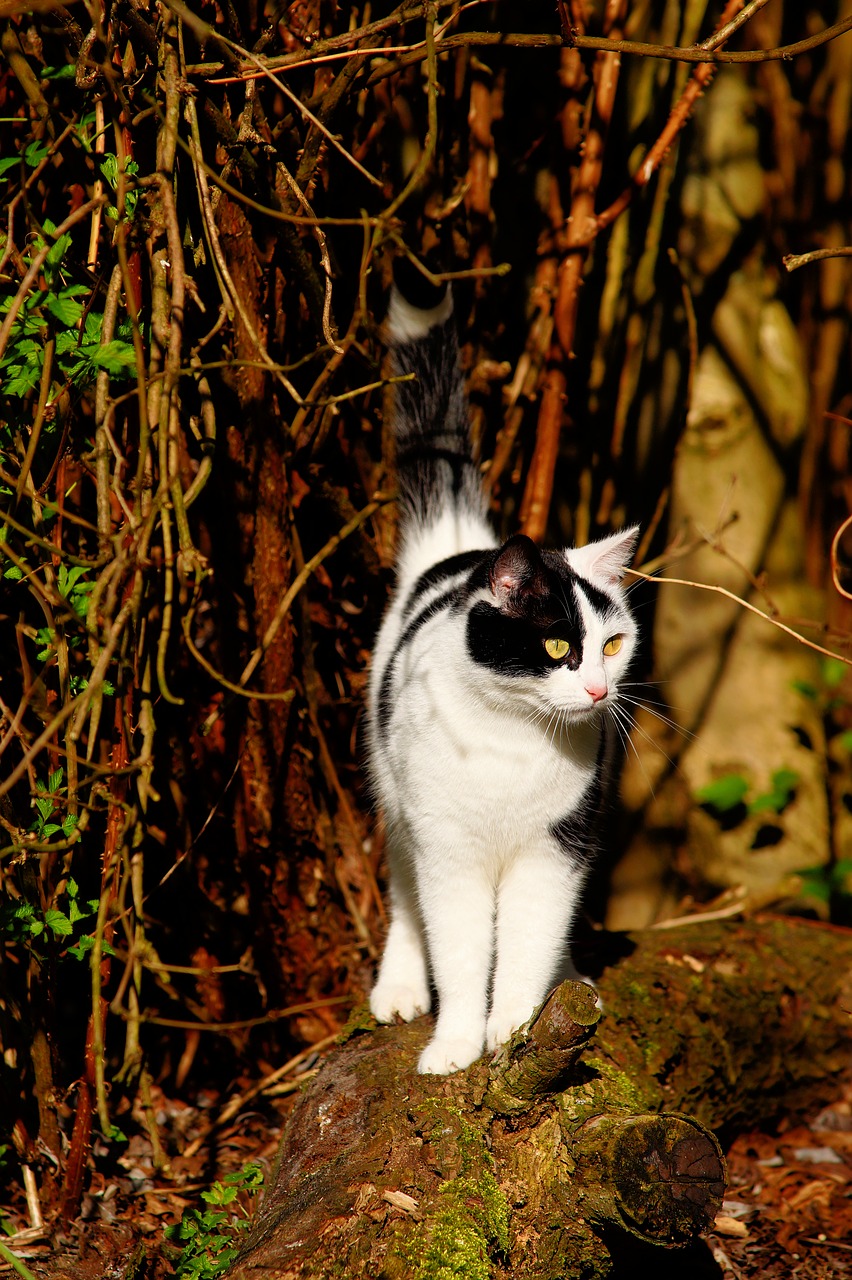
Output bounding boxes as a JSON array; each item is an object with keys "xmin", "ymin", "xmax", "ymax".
[{"xmin": 389, "ymin": 309, "xmax": 483, "ymax": 528}]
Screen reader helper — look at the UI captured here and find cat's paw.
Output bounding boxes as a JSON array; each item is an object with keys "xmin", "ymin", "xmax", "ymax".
[
  {"xmin": 370, "ymin": 980, "xmax": 431, "ymax": 1024},
  {"xmin": 417, "ymin": 1035, "xmax": 482, "ymax": 1075},
  {"xmin": 485, "ymin": 1010, "xmax": 528, "ymax": 1053}
]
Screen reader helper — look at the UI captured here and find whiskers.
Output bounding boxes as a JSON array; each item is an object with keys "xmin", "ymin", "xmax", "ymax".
[
  {"xmin": 617, "ymin": 685, "xmax": 696, "ymax": 745},
  {"xmin": 604, "ymin": 682, "xmax": 698, "ymax": 801},
  {"xmin": 526, "ymin": 701, "xmax": 572, "ymax": 750}
]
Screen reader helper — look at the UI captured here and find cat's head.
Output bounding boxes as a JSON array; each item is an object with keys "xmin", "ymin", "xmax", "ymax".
[{"xmin": 466, "ymin": 528, "xmax": 639, "ymax": 722}]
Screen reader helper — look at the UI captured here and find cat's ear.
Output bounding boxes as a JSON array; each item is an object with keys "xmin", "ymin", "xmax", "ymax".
[
  {"xmin": 567, "ymin": 526, "xmax": 639, "ymax": 586},
  {"xmin": 489, "ymin": 535, "xmax": 548, "ymax": 606}
]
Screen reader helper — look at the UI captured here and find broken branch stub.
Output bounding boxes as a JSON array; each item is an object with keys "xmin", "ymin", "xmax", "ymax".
[{"xmin": 487, "ymin": 979, "xmax": 602, "ymax": 1111}]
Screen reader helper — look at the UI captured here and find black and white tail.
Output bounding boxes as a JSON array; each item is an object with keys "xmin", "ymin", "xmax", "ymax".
[{"xmin": 385, "ymin": 274, "xmax": 489, "ymax": 554}]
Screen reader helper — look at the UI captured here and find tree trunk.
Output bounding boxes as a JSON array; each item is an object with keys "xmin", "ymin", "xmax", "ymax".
[{"xmin": 231, "ymin": 916, "xmax": 852, "ymax": 1279}]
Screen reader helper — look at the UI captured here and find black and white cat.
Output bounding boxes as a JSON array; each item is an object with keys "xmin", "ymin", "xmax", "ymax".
[{"xmin": 367, "ymin": 277, "xmax": 639, "ymax": 1076}]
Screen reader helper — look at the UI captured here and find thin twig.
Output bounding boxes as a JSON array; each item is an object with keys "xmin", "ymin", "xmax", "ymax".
[
  {"xmin": 830, "ymin": 513, "xmax": 852, "ymax": 602},
  {"xmin": 783, "ymin": 245, "xmax": 852, "ymax": 272},
  {"xmin": 276, "ymin": 162, "xmax": 344, "ymax": 354},
  {"xmin": 181, "ymin": 1033, "xmax": 338, "ymax": 1160},
  {"xmin": 626, "ymin": 567, "xmax": 852, "ymax": 667}
]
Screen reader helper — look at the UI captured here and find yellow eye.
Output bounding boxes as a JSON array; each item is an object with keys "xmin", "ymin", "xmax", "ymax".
[
  {"xmin": 603, "ymin": 635, "xmax": 623, "ymax": 657},
  {"xmin": 544, "ymin": 637, "xmax": 571, "ymax": 661}
]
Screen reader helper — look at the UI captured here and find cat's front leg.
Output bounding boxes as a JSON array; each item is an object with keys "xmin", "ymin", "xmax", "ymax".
[
  {"xmin": 416, "ymin": 861, "xmax": 494, "ymax": 1075},
  {"xmin": 486, "ymin": 845, "xmax": 586, "ymax": 1052},
  {"xmin": 370, "ymin": 860, "xmax": 431, "ymax": 1023}
]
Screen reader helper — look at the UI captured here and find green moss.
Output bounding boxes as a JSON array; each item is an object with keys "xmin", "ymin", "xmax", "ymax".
[
  {"xmin": 335, "ymin": 1001, "xmax": 376, "ymax": 1044},
  {"xmin": 419, "ymin": 1210, "xmax": 491, "ymax": 1280},
  {"xmin": 387, "ymin": 1104, "xmax": 510, "ymax": 1279}
]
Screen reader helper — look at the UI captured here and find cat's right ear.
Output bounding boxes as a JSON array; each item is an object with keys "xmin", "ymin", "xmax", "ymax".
[{"xmin": 489, "ymin": 535, "xmax": 548, "ymax": 608}]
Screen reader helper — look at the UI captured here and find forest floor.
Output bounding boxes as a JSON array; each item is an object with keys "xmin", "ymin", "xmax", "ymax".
[{"xmin": 2, "ymin": 1041, "xmax": 850, "ymax": 1280}]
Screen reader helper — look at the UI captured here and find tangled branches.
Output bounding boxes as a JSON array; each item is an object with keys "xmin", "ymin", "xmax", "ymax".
[{"xmin": 0, "ymin": 0, "xmax": 850, "ymax": 1236}]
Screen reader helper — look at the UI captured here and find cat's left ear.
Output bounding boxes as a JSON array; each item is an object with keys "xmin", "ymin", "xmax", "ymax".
[{"xmin": 567, "ymin": 526, "xmax": 640, "ymax": 586}]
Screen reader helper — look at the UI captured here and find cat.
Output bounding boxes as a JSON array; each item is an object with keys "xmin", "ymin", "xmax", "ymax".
[{"xmin": 367, "ymin": 272, "xmax": 639, "ymax": 1076}]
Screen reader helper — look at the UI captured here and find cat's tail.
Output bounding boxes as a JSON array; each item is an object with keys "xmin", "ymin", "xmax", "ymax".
[{"xmin": 385, "ymin": 267, "xmax": 488, "ymax": 545}]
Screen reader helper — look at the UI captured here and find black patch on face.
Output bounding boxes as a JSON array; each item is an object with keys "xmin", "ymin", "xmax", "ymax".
[
  {"xmin": 403, "ymin": 549, "xmax": 487, "ymax": 618},
  {"xmin": 467, "ymin": 541, "xmax": 587, "ymax": 677},
  {"xmin": 571, "ymin": 573, "xmax": 617, "ymax": 620}
]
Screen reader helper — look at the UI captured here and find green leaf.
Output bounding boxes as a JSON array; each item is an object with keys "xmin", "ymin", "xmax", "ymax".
[
  {"xmin": 44, "ymin": 231, "xmax": 72, "ymax": 271},
  {"xmin": 48, "ymin": 768, "xmax": 64, "ymax": 793},
  {"xmin": 3, "ymin": 567, "xmax": 23, "ymax": 581},
  {"xmin": 798, "ymin": 870, "xmax": 830, "ymax": 904},
  {"xmin": 791, "ymin": 679, "xmax": 818, "ymax": 701},
  {"xmin": 83, "ymin": 311, "xmax": 103, "ymax": 343},
  {"xmin": 42, "ymin": 63, "xmax": 76, "ymax": 81},
  {"xmin": 40, "ymin": 823, "xmax": 62, "ymax": 838},
  {"xmin": 24, "ymin": 140, "xmax": 50, "ymax": 168},
  {"xmin": 55, "ymin": 330, "xmax": 80, "ymax": 355},
  {"xmin": 771, "ymin": 768, "xmax": 799, "ymax": 793},
  {"xmin": 62, "ymin": 813, "xmax": 79, "ymax": 837},
  {"xmin": 749, "ymin": 769, "xmax": 798, "ymax": 816},
  {"xmin": 45, "ymin": 293, "xmax": 84, "ymax": 326},
  {"xmin": 0, "ymin": 156, "xmax": 21, "ymax": 180},
  {"xmin": 821, "ymin": 657, "xmax": 849, "ymax": 688},
  {"xmin": 44, "ymin": 910, "xmax": 73, "ymax": 938},
  {"xmin": 67, "ymin": 936, "xmax": 116, "ymax": 961},
  {"xmin": 696, "ymin": 774, "xmax": 750, "ymax": 811},
  {"xmin": 838, "ymin": 731, "xmax": 852, "ymax": 753},
  {"xmin": 87, "ymin": 339, "xmax": 137, "ymax": 377},
  {"xmin": 3, "ymin": 365, "xmax": 42, "ymax": 397}
]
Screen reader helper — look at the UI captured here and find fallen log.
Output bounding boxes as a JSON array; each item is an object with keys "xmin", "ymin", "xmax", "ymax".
[{"xmin": 231, "ymin": 916, "xmax": 852, "ymax": 1279}]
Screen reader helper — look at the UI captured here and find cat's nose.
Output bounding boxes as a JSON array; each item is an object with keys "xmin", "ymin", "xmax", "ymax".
[{"xmin": 585, "ymin": 683, "xmax": 607, "ymax": 703}]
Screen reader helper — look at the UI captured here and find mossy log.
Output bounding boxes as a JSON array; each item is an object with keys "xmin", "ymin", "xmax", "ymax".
[{"xmin": 231, "ymin": 916, "xmax": 852, "ymax": 1279}]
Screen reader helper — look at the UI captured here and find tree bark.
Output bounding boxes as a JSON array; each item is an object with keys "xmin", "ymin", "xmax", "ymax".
[{"xmin": 231, "ymin": 915, "xmax": 852, "ymax": 1278}]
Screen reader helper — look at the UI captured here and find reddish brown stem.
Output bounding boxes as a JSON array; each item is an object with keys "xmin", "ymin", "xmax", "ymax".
[
  {"xmin": 520, "ymin": 8, "xmax": 624, "ymax": 541},
  {"xmin": 59, "ymin": 704, "xmax": 127, "ymax": 1221},
  {"xmin": 596, "ymin": 0, "xmax": 749, "ymax": 234}
]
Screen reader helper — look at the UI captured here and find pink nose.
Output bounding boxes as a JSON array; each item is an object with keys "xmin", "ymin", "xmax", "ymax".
[{"xmin": 585, "ymin": 684, "xmax": 607, "ymax": 703}]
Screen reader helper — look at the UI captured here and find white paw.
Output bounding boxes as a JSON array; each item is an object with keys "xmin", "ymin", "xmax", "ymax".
[
  {"xmin": 370, "ymin": 980, "xmax": 431, "ymax": 1024},
  {"xmin": 417, "ymin": 1035, "xmax": 483, "ymax": 1075},
  {"xmin": 485, "ymin": 1009, "xmax": 530, "ymax": 1053}
]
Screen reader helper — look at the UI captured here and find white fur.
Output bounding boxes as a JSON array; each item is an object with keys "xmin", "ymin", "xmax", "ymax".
[
  {"xmin": 368, "ymin": 510, "xmax": 638, "ymax": 1074},
  {"xmin": 386, "ymin": 287, "xmax": 453, "ymax": 343}
]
